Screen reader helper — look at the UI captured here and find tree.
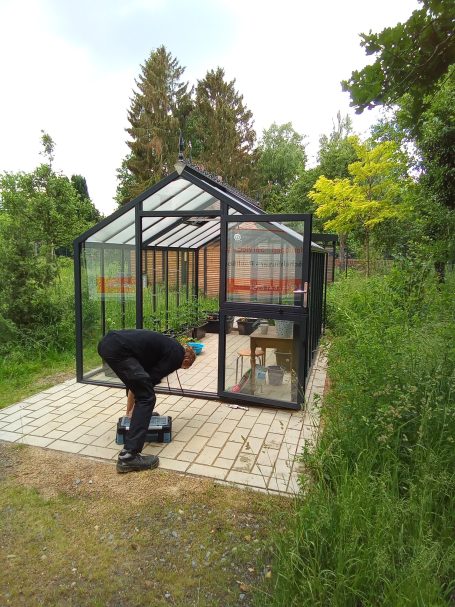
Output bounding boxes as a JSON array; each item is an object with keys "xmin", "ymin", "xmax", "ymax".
[
  {"xmin": 342, "ymin": 0, "xmax": 455, "ymax": 129},
  {"xmin": 287, "ymin": 114, "xmax": 358, "ymax": 257},
  {"xmin": 256, "ymin": 122, "xmax": 306, "ymax": 210},
  {"xmin": 413, "ymin": 72, "xmax": 455, "ymax": 277},
  {"xmin": 343, "ymin": 1, "xmax": 454, "ymax": 277},
  {"xmin": 189, "ymin": 67, "xmax": 256, "ymax": 191},
  {"xmin": 417, "ymin": 71, "xmax": 455, "ymax": 211},
  {"xmin": 318, "ymin": 113, "xmax": 358, "ymax": 179},
  {"xmin": 71, "ymin": 175, "xmax": 101, "ymax": 223},
  {"xmin": 40, "ymin": 130, "xmax": 55, "ymax": 168},
  {"xmin": 309, "ymin": 138, "xmax": 412, "ymax": 275},
  {"xmin": 117, "ymin": 46, "xmax": 191, "ymax": 204},
  {"xmin": 0, "ymin": 136, "xmax": 91, "ymax": 327},
  {"xmin": 287, "ymin": 167, "xmax": 322, "ymax": 215}
]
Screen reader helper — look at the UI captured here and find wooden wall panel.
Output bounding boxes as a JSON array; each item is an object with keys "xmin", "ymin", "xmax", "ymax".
[{"xmin": 141, "ymin": 243, "xmax": 220, "ymax": 298}]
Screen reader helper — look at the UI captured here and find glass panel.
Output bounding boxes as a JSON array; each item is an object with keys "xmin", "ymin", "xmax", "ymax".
[
  {"xmin": 173, "ymin": 221, "xmax": 219, "ymax": 248},
  {"xmin": 185, "ymin": 225, "xmax": 220, "ymax": 249},
  {"xmin": 87, "ymin": 208, "xmax": 135, "ymax": 244},
  {"xmin": 153, "ymin": 223, "xmax": 195, "ymax": 247},
  {"xmin": 227, "ymin": 221, "xmax": 304, "ymax": 304},
  {"xmin": 224, "ymin": 316, "xmax": 301, "ymax": 404},
  {"xmin": 160, "ymin": 188, "xmax": 220, "ymax": 211},
  {"xmin": 141, "ymin": 217, "xmax": 180, "ymax": 244},
  {"xmin": 142, "ymin": 179, "xmax": 191, "ymax": 211},
  {"xmin": 81, "ymin": 243, "xmax": 136, "ymax": 384},
  {"xmin": 141, "ymin": 249, "xmax": 200, "ymax": 335}
]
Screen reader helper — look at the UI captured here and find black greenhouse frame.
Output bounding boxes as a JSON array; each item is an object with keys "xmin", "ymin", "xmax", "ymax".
[{"xmin": 74, "ymin": 161, "xmax": 331, "ymax": 410}]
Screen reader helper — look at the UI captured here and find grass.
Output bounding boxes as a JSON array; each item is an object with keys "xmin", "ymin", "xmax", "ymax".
[
  {"xmin": 0, "ymin": 349, "xmax": 75, "ymax": 409},
  {"xmin": 0, "ymin": 442, "xmax": 291, "ymax": 607},
  {"xmin": 259, "ymin": 264, "xmax": 455, "ymax": 606}
]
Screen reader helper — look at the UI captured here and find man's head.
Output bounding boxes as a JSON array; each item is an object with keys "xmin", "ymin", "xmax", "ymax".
[{"xmin": 181, "ymin": 346, "xmax": 196, "ymax": 369}]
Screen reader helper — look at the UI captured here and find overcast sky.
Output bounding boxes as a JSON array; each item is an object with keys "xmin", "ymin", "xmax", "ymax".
[{"xmin": 0, "ymin": 0, "xmax": 420, "ymax": 215}]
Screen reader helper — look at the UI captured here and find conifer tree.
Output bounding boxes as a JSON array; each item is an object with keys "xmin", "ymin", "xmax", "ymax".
[
  {"xmin": 189, "ymin": 68, "xmax": 256, "ymax": 191},
  {"xmin": 117, "ymin": 46, "xmax": 191, "ymax": 204},
  {"xmin": 71, "ymin": 175, "xmax": 101, "ymax": 223}
]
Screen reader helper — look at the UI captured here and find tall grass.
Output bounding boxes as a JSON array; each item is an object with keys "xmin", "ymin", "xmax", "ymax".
[{"xmin": 258, "ymin": 264, "xmax": 455, "ymax": 606}]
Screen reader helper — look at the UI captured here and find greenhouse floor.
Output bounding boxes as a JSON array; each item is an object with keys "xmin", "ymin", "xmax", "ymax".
[{"xmin": 0, "ymin": 350, "xmax": 326, "ymax": 495}]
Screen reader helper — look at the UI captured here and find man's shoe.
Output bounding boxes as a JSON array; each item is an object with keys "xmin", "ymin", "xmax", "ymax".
[{"xmin": 116, "ymin": 451, "xmax": 159, "ymax": 474}]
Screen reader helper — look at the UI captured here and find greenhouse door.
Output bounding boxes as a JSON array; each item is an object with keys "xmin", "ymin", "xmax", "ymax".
[{"xmin": 217, "ymin": 212, "xmax": 312, "ymax": 410}]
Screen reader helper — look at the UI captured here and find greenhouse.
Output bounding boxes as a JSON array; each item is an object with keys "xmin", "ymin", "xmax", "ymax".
[{"xmin": 74, "ymin": 160, "xmax": 329, "ymax": 410}]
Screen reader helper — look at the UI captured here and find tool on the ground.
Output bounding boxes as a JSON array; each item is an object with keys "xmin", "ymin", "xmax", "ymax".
[
  {"xmin": 116, "ymin": 415, "xmax": 172, "ymax": 445},
  {"xmin": 227, "ymin": 404, "xmax": 249, "ymax": 411}
]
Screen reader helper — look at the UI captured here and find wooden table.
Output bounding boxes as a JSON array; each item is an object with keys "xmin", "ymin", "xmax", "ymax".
[{"xmin": 249, "ymin": 326, "xmax": 293, "ymax": 394}]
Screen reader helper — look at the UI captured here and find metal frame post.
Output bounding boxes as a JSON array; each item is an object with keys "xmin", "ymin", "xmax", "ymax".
[
  {"xmin": 74, "ymin": 240, "xmax": 83, "ymax": 381},
  {"xmin": 135, "ymin": 205, "xmax": 143, "ymax": 329}
]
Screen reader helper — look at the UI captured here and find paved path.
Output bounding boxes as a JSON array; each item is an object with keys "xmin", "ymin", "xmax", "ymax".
[{"xmin": 0, "ymin": 351, "xmax": 326, "ymax": 495}]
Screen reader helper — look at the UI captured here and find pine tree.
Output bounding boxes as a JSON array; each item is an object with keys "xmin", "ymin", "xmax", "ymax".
[
  {"xmin": 117, "ymin": 46, "xmax": 191, "ymax": 204},
  {"xmin": 189, "ymin": 67, "xmax": 256, "ymax": 191}
]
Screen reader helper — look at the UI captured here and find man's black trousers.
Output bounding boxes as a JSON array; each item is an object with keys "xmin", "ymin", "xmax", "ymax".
[{"xmin": 98, "ymin": 342, "xmax": 156, "ymax": 453}]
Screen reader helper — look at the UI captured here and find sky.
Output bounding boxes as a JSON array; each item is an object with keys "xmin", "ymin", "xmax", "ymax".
[{"xmin": 0, "ymin": 0, "xmax": 421, "ymax": 216}]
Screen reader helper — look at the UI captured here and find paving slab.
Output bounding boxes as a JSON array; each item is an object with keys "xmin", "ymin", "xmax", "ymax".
[{"xmin": 0, "ymin": 349, "xmax": 327, "ymax": 495}]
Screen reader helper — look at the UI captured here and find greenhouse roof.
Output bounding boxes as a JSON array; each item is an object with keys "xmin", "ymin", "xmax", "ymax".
[{"xmin": 78, "ymin": 160, "xmax": 323, "ymax": 251}]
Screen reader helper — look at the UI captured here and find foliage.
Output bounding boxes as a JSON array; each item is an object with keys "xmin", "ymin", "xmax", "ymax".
[
  {"xmin": 417, "ymin": 69, "xmax": 455, "ymax": 212},
  {"xmin": 343, "ymin": 0, "xmax": 454, "ymax": 272},
  {"xmin": 40, "ymin": 130, "xmax": 55, "ymax": 166},
  {"xmin": 287, "ymin": 114, "xmax": 358, "ymax": 246},
  {"xmin": 342, "ymin": 0, "xmax": 455, "ymax": 127},
  {"xmin": 317, "ymin": 112, "xmax": 358, "ymax": 179},
  {"xmin": 310, "ymin": 137, "xmax": 412, "ymax": 272},
  {"xmin": 189, "ymin": 67, "xmax": 256, "ymax": 192},
  {"xmin": 259, "ymin": 268, "xmax": 455, "ymax": 606},
  {"xmin": 0, "ymin": 164, "xmax": 91, "ymax": 327},
  {"xmin": 255, "ymin": 122, "xmax": 306, "ymax": 210},
  {"xmin": 117, "ymin": 46, "xmax": 191, "ymax": 204},
  {"xmin": 71, "ymin": 174, "xmax": 101, "ymax": 223}
]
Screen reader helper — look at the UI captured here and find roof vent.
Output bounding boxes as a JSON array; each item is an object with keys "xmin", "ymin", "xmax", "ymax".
[{"xmin": 183, "ymin": 217, "xmax": 219, "ymax": 227}]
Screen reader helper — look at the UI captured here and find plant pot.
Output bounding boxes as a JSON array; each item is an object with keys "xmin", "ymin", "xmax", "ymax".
[
  {"xmin": 192, "ymin": 326, "xmax": 206, "ymax": 339},
  {"xmin": 237, "ymin": 318, "xmax": 260, "ymax": 335},
  {"xmin": 275, "ymin": 320, "xmax": 293, "ymax": 338},
  {"xmin": 275, "ymin": 350, "xmax": 292, "ymax": 372},
  {"xmin": 204, "ymin": 315, "xmax": 233, "ymax": 334},
  {"xmin": 268, "ymin": 365, "xmax": 285, "ymax": 386}
]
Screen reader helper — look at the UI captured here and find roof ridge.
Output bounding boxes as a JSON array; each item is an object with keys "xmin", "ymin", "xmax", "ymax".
[{"xmin": 180, "ymin": 157, "xmax": 263, "ymax": 210}]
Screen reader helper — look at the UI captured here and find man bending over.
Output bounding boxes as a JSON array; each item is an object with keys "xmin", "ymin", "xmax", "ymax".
[{"xmin": 98, "ymin": 329, "xmax": 195, "ymax": 474}]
